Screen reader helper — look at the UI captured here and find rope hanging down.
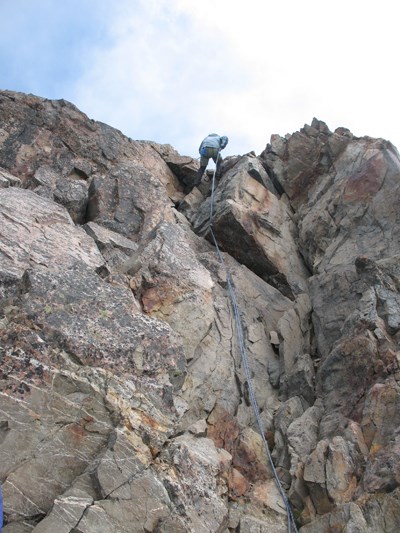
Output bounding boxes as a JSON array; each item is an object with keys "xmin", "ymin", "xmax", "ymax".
[{"xmin": 208, "ymin": 152, "xmax": 299, "ymax": 533}]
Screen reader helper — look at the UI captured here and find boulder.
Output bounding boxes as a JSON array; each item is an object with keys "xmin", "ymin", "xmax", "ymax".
[
  {"xmin": 86, "ymin": 163, "xmax": 175, "ymax": 241},
  {"xmin": 0, "ymin": 187, "xmax": 104, "ymax": 300},
  {"xmin": 192, "ymin": 155, "xmax": 309, "ymax": 299},
  {"xmin": 0, "ymin": 167, "xmax": 22, "ymax": 188},
  {"xmin": 144, "ymin": 140, "xmax": 199, "ymax": 192},
  {"xmin": 83, "ymin": 220, "xmax": 138, "ymax": 270}
]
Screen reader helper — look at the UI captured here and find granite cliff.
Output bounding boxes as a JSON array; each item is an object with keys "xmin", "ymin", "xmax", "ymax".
[{"xmin": 0, "ymin": 90, "xmax": 399, "ymax": 532}]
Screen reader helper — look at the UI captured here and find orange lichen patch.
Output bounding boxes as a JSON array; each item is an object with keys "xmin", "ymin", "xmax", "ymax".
[
  {"xmin": 340, "ymin": 334, "xmax": 376, "ymax": 357},
  {"xmin": 126, "ymin": 407, "xmax": 169, "ymax": 435},
  {"xmin": 141, "ymin": 284, "xmax": 182, "ymax": 314},
  {"xmin": 208, "ymin": 407, "xmax": 269, "ymax": 483},
  {"xmin": 232, "ymin": 434, "xmax": 269, "ymax": 482},
  {"xmin": 28, "ymin": 410, "xmax": 42, "ymax": 421},
  {"xmin": 252, "ymin": 480, "xmax": 287, "ymax": 514},
  {"xmin": 362, "ymin": 380, "xmax": 400, "ymax": 450},
  {"xmin": 343, "ymin": 154, "xmax": 386, "ymax": 202},
  {"xmin": 142, "ymin": 287, "xmax": 163, "ymax": 313},
  {"xmin": 377, "ymin": 348, "xmax": 399, "ymax": 375},
  {"xmin": 129, "ymin": 277, "xmax": 139, "ymax": 290},
  {"xmin": 369, "ymin": 443, "xmax": 383, "ymax": 456},
  {"xmin": 289, "ymin": 169, "xmax": 319, "ymax": 206},
  {"xmin": 264, "ymin": 431, "xmax": 275, "ymax": 451},
  {"xmin": 335, "ymin": 476, "xmax": 358, "ymax": 505},
  {"xmin": 137, "ymin": 410, "xmax": 165, "ymax": 430},
  {"xmin": 207, "ymin": 406, "xmax": 240, "ymax": 451},
  {"xmin": 68, "ymin": 422, "xmax": 86, "ymax": 442},
  {"xmin": 226, "ymin": 467, "xmax": 250, "ymax": 500}
]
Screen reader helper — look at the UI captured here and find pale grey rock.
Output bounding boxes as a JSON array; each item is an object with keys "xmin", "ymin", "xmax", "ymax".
[
  {"xmin": 53, "ymin": 177, "xmax": 89, "ymax": 224},
  {"xmin": 0, "ymin": 187, "xmax": 104, "ymax": 303},
  {"xmin": 31, "ymin": 497, "xmax": 93, "ymax": 533},
  {"xmin": 144, "ymin": 140, "xmax": 199, "ymax": 193},
  {"xmin": 160, "ymin": 435, "xmax": 229, "ymax": 533},
  {"xmin": 16, "ymin": 261, "xmax": 186, "ymax": 406},
  {"xmin": 86, "ymin": 164, "xmax": 175, "ymax": 241},
  {"xmin": 360, "ymin": 489, "xmax": 400, "ymax": 533},
  {"xmin": 92, "ymin": 430, "xmax": 150, "ymax": 499},
  {"xmin": 0, "ymin": 187, "xmax": 104, "ymax": 277},
  {"xmin": 92, "ymin": 470, "xmax": 172, "ymax": 532},
  {"xmin": 192, "ymin": 156, "xmax": 309, "ymax": 298},
  {"xmin": 277, "ymin": 293, "xmax": 314, "ymax": 402},
  {"xmin": 3, "ymin": 523, "xmax": 37, "ymax": 533},
  {"xmin": 65, "ymin": 504, "xmax": 116, "ymax": 533},
  {"xmin": 0, "ymin": 167, "xmax": 22, "ymax": 187},
  {"xmin": 270, "ymin": 330, "xmax": 280, "ymax": 345},
  {"xmin": 325, "ymin": 436, "xmax": 359, "ymax": 504},
  {"xmin": 287, "ymin": 403, "xmax": 323, "ymax": 468},
  {"xmin": 123, "ymin": 221, "xmax": 215, "ymax": 363},
  {"xmin": 188, "ymin": 419, "xmax": 208, "ymax": 436},
  {"xmin": 0, "ymin": 371, "xmax": 115, "ymax": 523},
  {"xmin": 299, "ymin": 502, "xmax": 368, "ymax": 533},
  {"xmin": 303, "ymin": 439, "xmax": 332, "ymax": 515},
  {"xmin": 240, "ymin": 513, "xmax": 287, "ymax": 533},
  {"xmin": 32, "ymin": 165, "xmax": 59, "ymax": 189},
  {"xmin": 83, "ymin": 220, "xmax": 138, "ymax": 271}
]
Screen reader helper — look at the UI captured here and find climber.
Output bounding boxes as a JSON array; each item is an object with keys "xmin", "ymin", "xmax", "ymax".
[{"xmin": 193, "ymin": 133, "xmax": 228, "ymax": 189}]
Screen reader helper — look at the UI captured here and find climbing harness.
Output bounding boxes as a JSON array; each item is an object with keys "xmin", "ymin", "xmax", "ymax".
[{"xmin": 208, "ymin": 152, "xmax": 299, "ymax": 533}]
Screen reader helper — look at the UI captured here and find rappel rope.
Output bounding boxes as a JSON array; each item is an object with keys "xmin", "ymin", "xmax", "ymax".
[{"xmin": 208, "ymin": 151, "xmax": 299, "ymax": 533}]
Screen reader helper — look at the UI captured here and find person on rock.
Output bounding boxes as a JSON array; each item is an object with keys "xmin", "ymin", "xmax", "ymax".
[{"xmin": 193, "ymin": 133, "xmax": 228, "ymax": 188}]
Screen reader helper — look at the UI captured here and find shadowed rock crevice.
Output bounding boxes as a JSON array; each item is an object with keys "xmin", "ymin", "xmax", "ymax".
[{"xmin": 206, "ymin": 210, "xmax": 295, "ymax": 300}]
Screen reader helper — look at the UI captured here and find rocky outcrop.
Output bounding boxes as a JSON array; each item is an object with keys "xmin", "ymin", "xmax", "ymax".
[
  {"xmin": 0, "ymin": 187, "xmax": 104, "ymax": 299},
  {"xmin": 260, "ymin": 119, "xmax": 400, "ymax": 529},
  {"xmin": 191, "ymin": 154, "xmax": 309, "ymax": 299},
  {"xmin": 0, "ymin": 92, "xmax": 399, "ymax": 532}
]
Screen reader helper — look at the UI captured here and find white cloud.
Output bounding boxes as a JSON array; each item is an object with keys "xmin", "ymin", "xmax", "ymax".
[
  {"xmin": 70, "ymin": 0, "xmax": 400, "ymax": 159},
  {"xmin": 72, "ymin": 1, "xmax": 240, "ymax": 154}
]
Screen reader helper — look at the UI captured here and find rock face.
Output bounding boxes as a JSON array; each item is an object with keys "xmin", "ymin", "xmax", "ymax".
[{"xmin": 0, "ymin": 92, "xmax": 399, "ymax": 532}]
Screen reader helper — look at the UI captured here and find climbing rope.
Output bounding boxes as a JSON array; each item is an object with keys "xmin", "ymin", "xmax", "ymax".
[{"xmin": 208, "ymin": 152, "xmax": 299, "ymax": 533}]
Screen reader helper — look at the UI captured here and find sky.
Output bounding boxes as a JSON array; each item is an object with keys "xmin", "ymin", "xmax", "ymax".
[{"xmin": 1, "ymin": 0, "xmax": 399, "ymax": 160}]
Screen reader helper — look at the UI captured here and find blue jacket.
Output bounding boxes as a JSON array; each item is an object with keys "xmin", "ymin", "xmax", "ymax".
[
  {"xmin": 199, "ymin": 134, "xmax": 228, "ymax": 153},
  {"xmin": 199, "ymin": 133, "xmax": 221, "ymax": 151}
]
